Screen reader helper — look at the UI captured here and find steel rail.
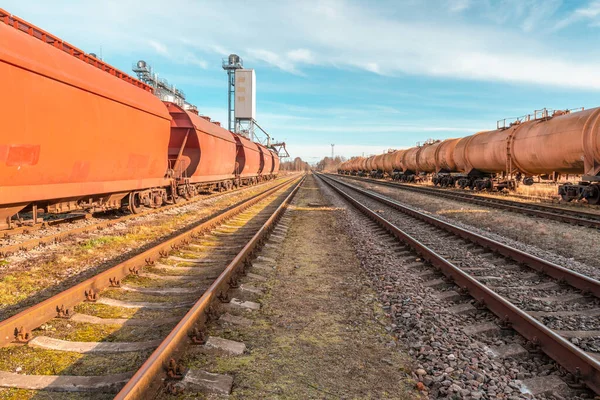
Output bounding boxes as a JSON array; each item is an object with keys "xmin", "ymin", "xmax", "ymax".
[
  {"xmin": 323, "ymin": 174, "xmax": 600, "ymax": 297},
  {"xmin": 317, "ymin": 172, "xmax": 600, "ymax": 394},
  {"xmin": 114, "ymin": 175, "xmax": 305, "ymax": 399},
  {"xmin": 332, "ymin": 173, "xmax": 600, "ymax": 229},
  {"xmin": 0, "ymin": 177, "xmax": 289, "ymax": 257},
  {"xmin": 1, "ymin": 214, "xmax": 89, "ymax": 239},
  {"xmin": 0, "ymin": 176, "xmax": 298, "ymax": 348}
]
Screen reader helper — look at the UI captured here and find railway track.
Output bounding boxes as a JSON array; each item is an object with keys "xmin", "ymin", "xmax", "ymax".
[
  {"xmin": 1, "ymin": 214, "xmax": 90, "ymax": 239},
  {"xmin": 0, "ymin": 175, "xmax": 303, "ymax": 399},
  {"xmin": 333, "ymin": 174, "xmax": 600, "ymax": 229},
  {"xmin": 0, "ymin": 177, "xmax": 288, "ymax": 258},
  {"xmin": 317, "ymin": 173, "xmax": 600, "ymax": 395}
]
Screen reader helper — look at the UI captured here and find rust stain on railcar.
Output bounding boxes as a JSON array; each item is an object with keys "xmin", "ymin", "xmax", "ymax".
[{"xmin": 3, "ymin": 145, "xmax": 40, "ymax": 166}]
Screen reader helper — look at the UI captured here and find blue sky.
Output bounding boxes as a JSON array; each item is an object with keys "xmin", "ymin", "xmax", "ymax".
[{"xmin": 5, "ymin": 0, "xmax": 600, "ymax": 162}]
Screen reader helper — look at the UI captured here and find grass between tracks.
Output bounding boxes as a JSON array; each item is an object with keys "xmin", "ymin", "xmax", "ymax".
[{"xmin": 171, "ymin": 173, "xmax": 418, "ymax": 399}]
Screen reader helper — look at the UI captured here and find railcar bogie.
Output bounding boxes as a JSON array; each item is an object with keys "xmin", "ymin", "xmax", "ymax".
[{"xmin": 558, "ymin": 182, "xmax": 600, "ymax": 205}]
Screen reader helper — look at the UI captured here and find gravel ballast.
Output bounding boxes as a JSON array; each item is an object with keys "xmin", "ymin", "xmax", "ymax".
[{"xmin": 316, "ymin": 174, "xmax": 594, "ymax": 400}]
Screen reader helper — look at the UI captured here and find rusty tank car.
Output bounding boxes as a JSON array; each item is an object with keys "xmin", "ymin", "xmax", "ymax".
[
  {"xmin": 389, "ymin": 149, "xmax": 406, "ymax": 179},
  {"xmin": 347, "ymin": 158, "xmax": 358, "ymax": 174},
  {"xmin": 365, "ymin": 156, "xmax": 376, "ymax": 175},
  {"xmin": 370, "ymin": 154, "xmax": 386, "ymax": 178},
  {"xmin": 396, "ymin": 147, "xmax": 421, "ymax": 182},
  {"xmin": 338, "ymin": 159, "xmax": 351, "ymax": 175},
  {"xmin": 341, "ymin": 106, "xmax": 600, "ymax": 202},
  {"xmin": 358, "ymin": 157, "xmax": 369, "ymax": 175},
  {"xmin": 416, "ymin": 141, "xmax": 442, "ymax": 174},
  {"xmin": 449, "ymin": 107, "xmax": 600, "ymax": 196},
  {"xmin": 381, "ymin": 152, "xmax": 396, "ymax": 175}
]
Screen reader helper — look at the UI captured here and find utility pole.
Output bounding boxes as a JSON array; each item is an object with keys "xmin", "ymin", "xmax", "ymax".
[{"xmin": 331, "ymin": 144, "xmax": 335, "ymax": 159}]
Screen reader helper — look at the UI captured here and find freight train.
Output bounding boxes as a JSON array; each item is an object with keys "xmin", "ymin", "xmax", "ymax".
[
  {"xmin": 0, "ymin": 9, "xmax": 280, "ymax": 229},
  {"xmin": 339, "ymin": 107, "xmax": 600, "ymax": 204}
]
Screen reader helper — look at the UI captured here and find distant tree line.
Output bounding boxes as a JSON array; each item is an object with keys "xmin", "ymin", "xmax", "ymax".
[
  {"xmin": 281, "ymin": 157, "xmax": 311, "ymax": 171},
  {"xmin": 315, "ymin": 156, "xmax": 346, "ymax": 172}
]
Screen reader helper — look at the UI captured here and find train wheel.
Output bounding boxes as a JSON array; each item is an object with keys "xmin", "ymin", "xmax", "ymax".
[
  {"xmin": 128, "ymin": 192, "xmax": 142, "ymax": 214},
  {"xmin": 560, "ymin": 194, "xmax": 573, "ymax": 202},
  {"xmin": 585, "ymin": 185, "xmax": 600, "ymax": 205}
]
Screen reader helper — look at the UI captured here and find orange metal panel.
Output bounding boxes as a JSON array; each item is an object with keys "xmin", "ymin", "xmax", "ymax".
[
  {"xmin": 511, "ymin": 108, "xmax": 600, "ymax": 175},
  {"xmin": 373, "ymin": 154, "xmax": 386, "ymax": 171},
  {"xmin": 165, "ymin": 103, "xmax": 237, "ymax": 183},
  {"xmin": 417, "ymin": 140, "xmax": 460, "ymax": 174},
  {"xmin": 258, "ymin": 144, "xmax": 274, "ymax": 175},
  {"xmin": 358, "ymin": 157, "xmax": 368, "ymax": 171},
  {"xmin": 0, "ymin": 21, "xmax": 172, "ymax": 207},
  {"xmin": 454, "ymin": 132, "xmax": 489, "ymax": 174},
  {"xmin": 460, "ymin": 129, "xmax": 510, "ymax": 174},
  {"xmin": 381, "ymin": 152, "xmax": 395, "ymax": 173},
  {"xmin": 391, "ymin": 150, "xmax": 406, "ymax": 171},
  {"xmin": 401, "ymin": 147, "xmax": 421, "ymax": 173},
  {"xmin": 435, "ymin": 138, "xmax": 460, "ymax": 173},
  {"xmin": 417, "ymin": 142, "xmax": 440, "ymax": 173},
  {"xmin": 0, "ymin": 9, "xmax": 152, "ymax": 93},
  {"xmin": 233, "ymin": 135, "xmax": 262, "ymax": 178},
  {"xmin": 272, "ymin": 150, "xmax": 280, "ymax": 174},
  {"xmin": 365, "ymin": 156, "xmax": 376, "ymax": 171}
]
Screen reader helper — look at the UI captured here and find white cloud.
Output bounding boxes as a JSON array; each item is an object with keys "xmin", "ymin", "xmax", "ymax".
[
  {"xmin": 447, "ymin": 0, "xmax": 471, "ymax": 13},
  {"xmin": 577, "ymin": 1, "xmax": 600, "ymax": 17},
  {"xmin": 287, "ymin": 48, "xmax": 315, "ymax": 63},
  {"xmin": 148, "ymin": 40, "xmax": 169, "ymax": 56},
  {"xmin": 286, "ymin": 143, "xmax": 402, "ymax": 161},
  {"xmin": 520, "ymin": 0, "xmax": 562, "ymax": 32},
  {"xmin": 554, "ymin": 0, "xmax": 600, "ymax": 30},
  {"xmin": 246, "ymin": 48, "xmax": 303, "ymax": 74},
  {"xmin": 182, "ymin": 53, "xmax": 208, "ymax": 69},
  {"xmin": 6, "ymin": 0, "xmax": 600, "ymax": 89},
  {"xmin": 281, "ymin": 124, "xmax": 478, "ymax": 134}
]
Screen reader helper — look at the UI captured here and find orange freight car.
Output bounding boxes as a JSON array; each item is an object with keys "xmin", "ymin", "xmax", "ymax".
[
  {"xmin": 165, "ymin": 103, "xmax": 239, "ymax": 196},
  {"xmin": 258, "ymin": 144, "xmax": 274, "ymax": 177},
  {"xmin": 234, "ymin": 134, "xmax": 264, "ymax": 183},
  {"xmin": 0, "ymin": 9, "xmax": 172, "ymax": 226},
  {"xmin": 272, "ymin": 149, "xmax": 281, "ymax": 175},
  {"xmin": 0, "ymin": 8, "xmax": 281, "ymax": 228}
]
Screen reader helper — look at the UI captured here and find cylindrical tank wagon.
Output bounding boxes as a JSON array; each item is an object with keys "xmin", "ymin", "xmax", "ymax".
[
  {"xmin": 371, "ymin": 154, "xmax": 386, "ymax": 178},
  {"xmin": 448, "ymin": 108, "xmax": 600, "ymax": 196},
  {"xmin": 339, "ymin": 106, "xmax": 600, "ymax": 202},
  {"xmin": 428, "ymin": 139, "xmax": 461, "ymax": 187},
  {"xmin": 398, "ymin": 147, "xmax": 421, "ymax": 181},
  {"xmin": 365, "ymin": 156, "xmax": 376, "ymax": 175},
  {"xmin": 358, "ymin": 158, "xmax": 368, "ymax": 175},
  {"xmin": 381, "ymin": 152, "xmax": 395, "ymax": 175}
]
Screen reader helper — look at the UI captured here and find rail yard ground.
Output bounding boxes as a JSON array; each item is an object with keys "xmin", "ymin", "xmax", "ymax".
[
  {"xmin": 185, "ymin": 173, "xmax": 417, "ymax": 399},
  {"xmin": 1, "ymin": 172, "xmax": 600, "ymax": 399},
  {"xmin": 334, "ymin": 176, "xmax": 600, "ymax": 271},
  {"xmin": 0, "ymin": 177, "xmax": 289, "ymax": 322}
]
